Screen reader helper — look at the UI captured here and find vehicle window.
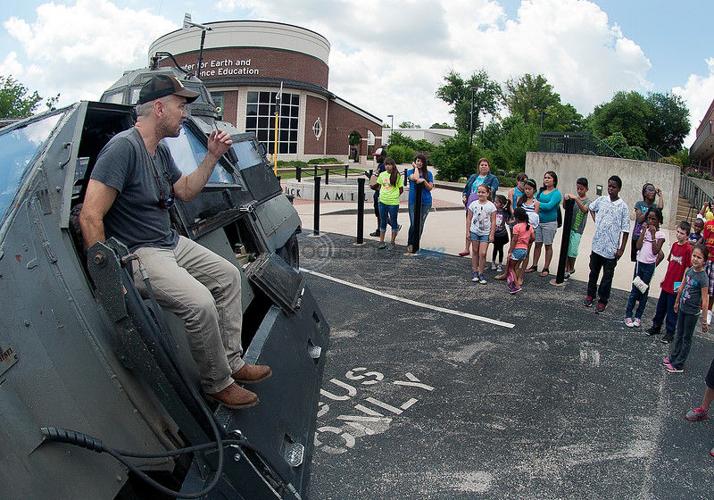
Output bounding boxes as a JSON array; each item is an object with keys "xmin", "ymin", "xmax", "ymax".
[
  {"xmin": 163, "ymin": 125, "xmax": 236, "ymax": 185},
  {"xmin": 103, "ymin": 92, "xmax": 124, "ymax": 104},
  {"xmin": 130, "ymin": 87, "xmax": 141, "ymax": 105},
  {"xmin": 0, "ymin": 113, "xmax": 63, "ymax": 223},
  {"xmin": 231, "ymin": 139, "xmax": 264, "ymax": 170}
]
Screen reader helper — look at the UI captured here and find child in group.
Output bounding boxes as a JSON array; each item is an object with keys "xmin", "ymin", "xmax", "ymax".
[
  {"xmin": 630, "ymin": 183, "xmax": 664, "ymax": 262},
  {"xmin": 490, "ymin": 194, "xmax": 510, "ymax": 273},
  {"xmin": 665, "ymin": 244, "xmax": 709, "ymax": 373},
  {"xmin": 506, "ymin": 207, "xmax": 535, "ymax": 294},
  {"xmin": 517, "ymin": 179, "xmax": 540, "ymax": 272},
  {"xmin": 690, "ymin": 218, "xmax": 704, "ymax": 245},
  {"xmin": 370, "ymin": 157, "xmax": 403, "ymax": 249},
  {"xmin": 702, "ymin": 212, "xmax": 714, "ymax": 324},
  {"xmin": 625, "ymin": 208, "xmax": 666, "ymax": 327},
  {"xmin": 645, "ymin": 221, "xmax": 692, "ymax": 342},
  {"xmin": 563, "ymin": 177, "xmax": 590, "ymax": 279},
  {"xmin": 467, "ymin": 185, "xmax": 496, "ymax": 284}
]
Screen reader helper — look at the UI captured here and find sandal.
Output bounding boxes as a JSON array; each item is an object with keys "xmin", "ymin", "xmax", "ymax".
[
  {"xmin": 458, "ymin": 251, "xmax": 470, "ymax": 257},
  {"xmin": 525, "ymin": 265, "xmax": 537, "ymax": 273},
  {"xmin": 539, "ymin": 268, "xmax": 550, "ymax": 277}
]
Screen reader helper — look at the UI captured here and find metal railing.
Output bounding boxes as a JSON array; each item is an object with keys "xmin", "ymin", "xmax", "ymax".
[
  {"xmin": 538, "ymin": 132, "xmax": 622, "ymax": 158},
  {"xmin": 680, "ymin": 174, "xmax": 714, "ymax": 216},
  {"xmin": 646, "ymin": 148, "xmax": 664, "ymax": 163}
]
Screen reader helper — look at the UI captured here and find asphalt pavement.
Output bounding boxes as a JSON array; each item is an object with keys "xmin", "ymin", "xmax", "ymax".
[{"xmin": 302, "ymin": 232, "xmax": 714, "ymax": 499}]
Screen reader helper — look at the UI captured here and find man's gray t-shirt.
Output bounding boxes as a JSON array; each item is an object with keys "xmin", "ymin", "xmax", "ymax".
[{"xmin": 90, "ymin": 128, "xmax": 182, "ymax": 251}]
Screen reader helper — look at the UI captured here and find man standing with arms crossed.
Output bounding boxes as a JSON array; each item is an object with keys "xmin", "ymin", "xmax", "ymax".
[{"xmin": 80, "ymin": 75, "xmax": 271, "ymax": 409}]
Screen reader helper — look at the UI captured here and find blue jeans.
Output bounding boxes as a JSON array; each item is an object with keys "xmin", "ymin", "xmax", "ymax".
[
  {"xmin": 378, "ymin": 202, "xmax": 399, "ymax": 232},
  {"xmin": 407, "ymin": 203, "xmax": 431, "ymax": 246},
  {"xmin": 652, "ymin": 290, "xmax": 677, "ymax": 335},
  {"xmin": 625, "ymin": 262, "xmax": 656, "ymax": 319},
  {"xmin": 670, "ymin": 311, "xmax": 699, "ymax": 369}
]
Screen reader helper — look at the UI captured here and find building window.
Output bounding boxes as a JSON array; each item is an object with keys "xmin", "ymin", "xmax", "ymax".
[
  {"xmin": 313, "ymin": 117, "xmax": 322, "ymax": 139},
  {"xmin": 245, "ymin": 90, "xmax": 299, "ymax": 154},
  {"xmin": 210, "ymin": 92, "xmax": 224, "ymax": 120}
]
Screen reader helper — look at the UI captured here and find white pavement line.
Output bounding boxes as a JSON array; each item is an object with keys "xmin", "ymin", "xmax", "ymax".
[{"xmin": 300, "ymin": 268, "xmax": 515, "ymax": 329}]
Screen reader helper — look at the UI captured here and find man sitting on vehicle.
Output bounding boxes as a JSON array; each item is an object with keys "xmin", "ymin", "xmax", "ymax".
[{"xmin": 80, "ymin": 74, "xmax": 271, "ymax": 409}]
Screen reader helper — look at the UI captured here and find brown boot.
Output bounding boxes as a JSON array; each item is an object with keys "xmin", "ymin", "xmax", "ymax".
[
  {"xmin": 232, "ymin": 364, "xmax": 272, "ymax": 384},
  {"xmin": 206, "ymin": 383, "xmax": 258, "ymax": 409}
]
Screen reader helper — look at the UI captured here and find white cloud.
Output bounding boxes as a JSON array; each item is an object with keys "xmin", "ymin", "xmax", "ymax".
[
  {"xmin": 0, "ymin": 51, "xmax": 24, "ymax": 77},
  {"xmin": 216, "ymin": 0, "xmax": 241, "ymax": 12},
  {"xmin": 233, "ymin": 0, "xmax": 652, "ymax": 128},
  {"xmin": 673, "ymin": 58, "xmax": 714, "ymax": 148},
  {"xmin": 1, "ymin": 0, "xmax": 654, "ymax": 130},
  {"xmin": 3, "ymin": 0, "xmax": 177, "ymax": 104}
]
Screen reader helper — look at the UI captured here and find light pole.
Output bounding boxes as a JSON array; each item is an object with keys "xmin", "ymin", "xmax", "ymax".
[
  {"xmin": 468, "ymin": 87, "xmax": 477, "ymax": 147},
  {"xmin": 386, "ymin": 114, "xmax": 394, "ymax": 144}
]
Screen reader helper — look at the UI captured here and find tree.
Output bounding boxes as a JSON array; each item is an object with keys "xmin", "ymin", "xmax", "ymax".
[
  {"xmin": 0, "ymin": 75, "xmax": 45, "ymax": 119},
  {"xmin": 477, "ymin": 115, "xmax": 539, "ymax": 173},
  {"xmin": 588, "ymin": 91, "xmax": 651, "ymax": 149},
  {"xmin": 399, "ymin": 121, "xmax": 420, "ymax": 128},
  {"xmin": 435, "ymin": 70, "xmax": 502, "ymax": 134},
  {"xmin": 382, "ymin": 122, "xmax": 391, "ymax": 128},
  {"xmin": 430, "ymin": 132, "xmax": 478, "ymax": 181},
  {"xmin": 541, "ymin": 102, "xmax": 583, "ymax": 132},
  {"xmin": 504, "ymin": 73, "xmax": 583, "ymax": 131},
  {"xmin": 588, "ymin": 90, "xmax": 690, "ymax": 156},
  {"xmin": 645, "ymin": 92, "xmax": 690, "ymax": 156},
  {"xmin": 504, "ymin": 74, "xmax": 558, "ymax": 124},
  {"xmin": 430, "ymin": 122, "xmax": 451, "ymax": 129}
]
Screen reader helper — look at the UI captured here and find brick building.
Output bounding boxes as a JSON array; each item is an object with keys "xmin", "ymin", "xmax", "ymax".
[
  {"xmin": 149, "ymin": 20, "xmax": 382, "ymax": 162},
  {"xmin": 690, "ymin": 99, "xmax": 714, "ymax": 172}
]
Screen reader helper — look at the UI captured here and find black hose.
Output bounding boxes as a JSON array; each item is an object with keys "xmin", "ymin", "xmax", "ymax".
[{"xmin": 40, "ymin": 427, "xmax": 244, "ymax": 498}]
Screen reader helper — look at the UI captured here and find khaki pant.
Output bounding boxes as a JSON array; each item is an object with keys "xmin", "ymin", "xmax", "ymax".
[{"xmin": 132, "ymin": 236, "xmax": 243, "ymax": 394}]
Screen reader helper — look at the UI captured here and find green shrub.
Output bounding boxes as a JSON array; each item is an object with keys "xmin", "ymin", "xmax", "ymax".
[
  {"xmin": 277, "ymin": 160, "xmax": 308, "ymax": 168},
  {"xmin": 389, "ymin": 131, "xmax": 434, "ymax": 153},
  {"xmin": 307, "ymin": 157, "xmax": 340, "ymax": 164},
  {"xmin": 386, "ymin": 144, "xmax": 415, "ymax": 164},
  {"xmin": 431, "ymin": 133, "xmax": 478, "ymax": 181}
]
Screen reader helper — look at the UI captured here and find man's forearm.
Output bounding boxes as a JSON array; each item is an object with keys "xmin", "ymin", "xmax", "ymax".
[
  {"xmin": 80, "ymin": 215, "xmax": 105, "ymax": 249},
  {"xmin": 178, "ymin": 153, "xmax": 220, "ymax": 200}
]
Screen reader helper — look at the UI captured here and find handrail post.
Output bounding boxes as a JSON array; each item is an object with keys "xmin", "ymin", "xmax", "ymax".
[
  {"xmin": 313, "ymin": 176, "xmax": 321, "ymax": 236},
  {"xmin": 356, "ymin": 178, "xmax": 365, "ymax": 244}
]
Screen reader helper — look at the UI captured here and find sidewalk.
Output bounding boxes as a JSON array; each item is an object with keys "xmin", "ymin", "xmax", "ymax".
[{"xmin": 291, "ymin": 184, "xmax": 673, "ymax": 298}]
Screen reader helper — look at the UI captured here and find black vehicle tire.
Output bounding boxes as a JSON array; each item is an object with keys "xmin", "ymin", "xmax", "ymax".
[{"xmin": 277, "ymin": 232, "xmax": 299, "ymax": 269}]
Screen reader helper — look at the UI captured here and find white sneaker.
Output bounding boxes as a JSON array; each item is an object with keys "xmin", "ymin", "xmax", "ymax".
[
  {"xmin": 496, "ymin": 264, "xmax": 503, "ymax": 273},
  {"xmin": 490, "ymin": 262, "xmax": 497, "ymax": 270},
  {"xmin": 624, "ymin": 318, "xmax": 634, "ymax": 328},
  {"xmin": 708, "ymin": 310, "xmax": 712, "ymax": 325},
  {"xmin": 633, "ymin": 318, "xmax": 641, "ymax": 327}
]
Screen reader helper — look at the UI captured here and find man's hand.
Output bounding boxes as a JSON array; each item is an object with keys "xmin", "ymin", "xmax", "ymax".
[
  {"xmin": 207, "ymin": 130, "xmax": 232, "ymax": 160},
  {"xmin": 674, "ymin": 301, "xmax": 679, "ymax": 313},
  {"xmin": 615, "ymin": 248, "xmax": 624, "ymax": 259}
]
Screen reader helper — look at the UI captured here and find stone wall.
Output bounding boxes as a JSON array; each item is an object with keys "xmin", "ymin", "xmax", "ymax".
[{"xmin": 526, "ymin": 152, "xmax": 681, "ymax": 228}]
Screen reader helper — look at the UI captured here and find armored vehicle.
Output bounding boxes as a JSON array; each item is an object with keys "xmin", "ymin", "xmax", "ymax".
[{"xmin": 0, "ymin": 58, "xmax": 328, "ymax": 498}]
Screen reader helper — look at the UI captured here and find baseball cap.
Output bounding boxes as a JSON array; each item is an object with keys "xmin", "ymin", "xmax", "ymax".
[{"xmin": 137, "ymin": 74, "xmax": 200, "ymax": 105}]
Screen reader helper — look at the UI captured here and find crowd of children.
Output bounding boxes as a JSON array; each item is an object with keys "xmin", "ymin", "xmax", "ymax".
[{"xmin": 369, "ymin": 155, "xmax": 714, "ymax": 457}]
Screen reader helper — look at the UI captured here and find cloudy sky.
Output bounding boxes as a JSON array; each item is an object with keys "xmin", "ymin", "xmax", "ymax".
[{"xmin": 2, "ymin": 0, "xmax": 714, "ymax": 145}]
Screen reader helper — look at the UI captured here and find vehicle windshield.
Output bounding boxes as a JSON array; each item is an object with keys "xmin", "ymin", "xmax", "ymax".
[
  {"xmin": 163, "ymin": 125, "xmax": 237, "ymax": 185},
  {"xmin": 231, "ymin": 139, "xmax": 264, "ymax": 170},
  {"xmin": 0, "ymin": 113, "xmax": 63, "ymax": 223}
]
